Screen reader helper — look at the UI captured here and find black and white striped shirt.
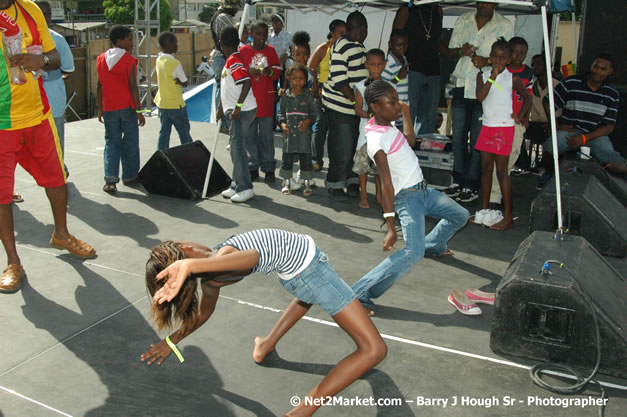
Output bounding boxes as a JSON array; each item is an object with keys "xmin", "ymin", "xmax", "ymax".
[
  {"xmin": 322, "ymin": 34, "xmax": 368, "ymax": 115},
  {"xmin": 217, "ymin": 229, "xmax": 316, "ymax": 279},
  {"xmin": 547, "ymin": 74, "xmax": 620, "ymax": 133}
]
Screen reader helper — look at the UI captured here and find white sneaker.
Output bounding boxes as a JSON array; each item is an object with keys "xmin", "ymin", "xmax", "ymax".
[
  {"xmin": 231, "ymin": 188, "xmax": 255, "ymax": 203},
  {"xmin": 482, "ymin": 209, "xmax": 504, "ymax": 227},
  {"xmin": 281, "ymin": 179, "xmax": 291, "ymax": 194},
  {"xmin": 303, "ymin": 180, "xmax": 313, "ymax": 196},
  {"xmin": 221, "ymin": 188, "xmax": 237, "ymax": 198},
  {"xmin": 289, "ymin": 178, "xmax": 302, "ymax": 191},
  {"xmin": 473, "ymin": 209, "xmax": 490, "ymax": 225}
]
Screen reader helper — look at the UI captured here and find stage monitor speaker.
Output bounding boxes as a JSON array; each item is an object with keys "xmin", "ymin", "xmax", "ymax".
[
  {"xmin": 490, "ymin": 231, "xmax": 627, "ymax": 378},
  {"xmin": 529, "ymin": 172, "xmax": 627, "ymax": 257},
  {"xmin": 560, "ymin": 159, "xmax": 627, "ymax": 207},
  {"xmin": 138, "ymin": 141, "xmax": 231, "ymax": 200}
]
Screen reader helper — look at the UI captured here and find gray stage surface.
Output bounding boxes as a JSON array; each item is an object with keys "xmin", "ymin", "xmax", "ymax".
[{"xmin": 1, "ymin": 118, "xmax": 625, "ymax": 417}]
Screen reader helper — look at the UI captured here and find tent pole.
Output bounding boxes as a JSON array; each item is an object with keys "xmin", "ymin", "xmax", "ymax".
[{"xmin": 541, "ymin": 4, "xmax": 564, "ymax": 233}]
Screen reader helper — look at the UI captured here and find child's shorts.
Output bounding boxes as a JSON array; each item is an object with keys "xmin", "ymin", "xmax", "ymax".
[
  {"xmin": 0, "ymin": 114, "xmax": 66, "ymax": 204},
  {"xmin": 475, "ymin": 125, "xmax": 515, "ymax": 156},
  {"xmin": 352, "ymin": 144, "xmax": 378, "ymax": 176},
  {"xmin": 279, "ymin": 248, "xmax": 356, "ymax": 316}
]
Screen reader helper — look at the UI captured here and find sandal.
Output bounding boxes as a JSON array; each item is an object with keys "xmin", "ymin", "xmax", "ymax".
[
  {"xmin": 313, "ymin": 163, "xmax": 322, "ymax": 172},
  {"xmin": 0, "ymin": 264, "xmax": 25, "ymax": 293},
  {"xmin": 50, "ymin": 233, "xmax": 97, "ymax": 259},
  {"xmin": 103, "ymin": 183, "xmax": 117, "ymax": 193},
  {"xmin": 12, "ymin": 193, "xmax": 24, "ymax": 203}
]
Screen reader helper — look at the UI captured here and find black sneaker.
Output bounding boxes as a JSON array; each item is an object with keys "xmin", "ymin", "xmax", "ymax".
[
  {"xmin": 510, "ymin": 166, "xmax": 531, "ymax": 176},
  {"xmin": 457, "ymin": 189, "xmax": 479, "ymax": 203},
  {"xmin": 346, "ymin": 183, "xmax": 360, "ymax": 198},
  {"xmin": 264, "ymin": 171, "xmax": 276, "ymax": 184},
  {"xmin": 250, "ymin": 170, "xmax": 260, "ymax": 181},
  {"xmin": 328, "ymin": 188, "xmax": 348, "ymax": 202},
  {"xmin": 444, "ymin": 183, "xmax": 461, "ymax": 197}
]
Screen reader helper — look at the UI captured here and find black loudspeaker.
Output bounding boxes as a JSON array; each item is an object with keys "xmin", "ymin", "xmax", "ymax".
[
  {"xmin": 138, "ymin": 141, "xmax": 231, "ymax": 200},
  {"xmin": 560, "ymin": 159, "xmax": 627, "ymax": 207},
  {"xmin": 529, "ymin": 172, "xmax": 627, "ymax": 257},
  {"xmin": 490, "ymin": 231, "xmax": 627, "ymax": 378}
]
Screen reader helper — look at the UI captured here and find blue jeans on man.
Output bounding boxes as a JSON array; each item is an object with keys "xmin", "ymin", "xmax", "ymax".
[
  {"xmin": 226, "ymin": 108, "xmax": 256, "ymax": 193},
  {"xmin": 210, "ymin": 53, "xmax": 227, "ymax": 129},
  {"xmin": 409, "ymin": 71, "xmax": 440, "ymax": 134},
  {"xmin": 451, "ymin": 87, "xmax": 483, "ymax": 190},
  {"xmin": 247, "ymin": 117, "xmax": 276, "ymax": 173},
  {"xmin": 103, "ymin": 107, "xmax": 140, "ymax": 183},
  {"xmin": 312, "ymin": 97, "xmax": 328, "ymax": 167},
  {"xmin": 542, "ymin": 129, "xmax": 625, "ymax": 164},
  {"xmin": 157, "ymin": 107, "xmax": 193, "ymax": 150},
  {"xmin": 325, "ymin": 108, "xmax": 360, "ymax": 189},
  {"xmin": 351, "ymin": 184, "xmax": 469, "ymax": 310}
]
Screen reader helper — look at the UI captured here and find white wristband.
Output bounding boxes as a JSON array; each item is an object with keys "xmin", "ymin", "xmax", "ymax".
[{"xmin": 383, "ymin": 212, "xmax": 395, "ymax": 219}]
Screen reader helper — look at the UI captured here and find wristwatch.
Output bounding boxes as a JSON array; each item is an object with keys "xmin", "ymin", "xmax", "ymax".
[{"xmin": 42, "ymin": 54, "xmax": 50, "ymax": 68}]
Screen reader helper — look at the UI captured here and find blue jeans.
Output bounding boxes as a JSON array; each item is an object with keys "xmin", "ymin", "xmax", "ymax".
[
  {"xmin": 325, "ymin": 108, "xmax": 360, "ymax": 189},
  {"xmin": 279, "ymin": 248, "xmax": 356, "ymax": 316},
  {"xmin": 408, "ymin": 71, "xmax": 440, "ymax": 134},
  {"xmin": 312, "ymin": 97, "xmax": 327, "ymax": 165},
  {"xmin": 247, "ymin": 117, "xmax": 276, "ymax": 173},
  {"xmin": 451, "ymin": 87, "xmax": 483, "ymax": 190},
  {"xmin": 542, "ymin": 129, "xmax": 626, "ymax": 164},
  {"xmin": 210, "ymin": 54, "xmax": 227, "ymax": 129},
  {"xmin": 226, "ymin": 108, "xmax": 256, "ymax": 192},
  {"xmin": 157, "ymin": 107, "xmax": 193, "ymax": 150},
  {"xmin": 351, "ymin": 185, "xmax": 469, "ymax": 310},
  {"xmin": 280, "ymin": 152, "xmax": 314, "ymax": 180},
  {"xmin": 103, "ymin": 107, "xmax": 140, "ymax": 183}
]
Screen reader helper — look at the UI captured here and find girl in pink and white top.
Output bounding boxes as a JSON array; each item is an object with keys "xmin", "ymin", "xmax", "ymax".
[
  {"xmin": 350, "ymin": 80, "xmax": 469, "ymax": 315},
  {"xmin": 475, "ymin": 38, "xmax": 531, "ymax": 230}
]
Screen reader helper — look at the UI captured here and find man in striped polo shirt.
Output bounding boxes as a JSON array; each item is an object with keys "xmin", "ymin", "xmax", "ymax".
[
  {"xmin": 322, "ymin": 11, "xmax": 368, "ymax": 201},
  {"xmin": 539, "ymin": 53, "xmax": 623, "ymax": 188}
]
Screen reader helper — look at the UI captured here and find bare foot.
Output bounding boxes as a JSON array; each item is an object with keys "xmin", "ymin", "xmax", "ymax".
[
  {"xmin": 489, "ymin": 217, "xmax": 514, "ymax": 231},
  {"xmin": 284, "ymin": 407, "xmax": 313, "ymax": 417},
  {"xmin": 252, "ymin": 336, "xmax": 274, "ymax": 363},
  {"xmin": 441, "ymin": 249, "xmax": 454, "ymax": 256},
  {"xmin": 359, "ymin": 198, "xmax": 370, "ymax": 209}
]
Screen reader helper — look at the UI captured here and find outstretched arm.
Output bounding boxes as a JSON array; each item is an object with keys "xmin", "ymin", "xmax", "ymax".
[
  {"xmin": 141, "ymin": 283, "xmax": 221, "ymax": 365},
  {"xmin": 152, "ymin": 249, "xmax": 260, "ymax": 304}
]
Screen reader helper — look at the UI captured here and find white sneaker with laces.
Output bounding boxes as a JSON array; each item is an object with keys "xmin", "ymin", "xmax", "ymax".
[
  {"xmin": 231, "ymin": 188, "xmax": 255, "ymax": 203},
  {"xmin": 221, "ymin": 188, "xmax": 237, "ymax": 198},
  {"xmin": 289, "ymin": 178, "xmax": 302, "ymax": 191},
  {"xmin": 482, "ymin": 210, "xmax": 504, "ymax": 227}
]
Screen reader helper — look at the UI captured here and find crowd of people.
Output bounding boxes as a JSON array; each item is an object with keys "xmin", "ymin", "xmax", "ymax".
[{"xmin": 1, "ymin": 0, "xmax": 624, "ymax": 415}]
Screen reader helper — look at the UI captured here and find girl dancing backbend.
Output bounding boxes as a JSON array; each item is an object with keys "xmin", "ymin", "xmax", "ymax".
[{"xmin": 141, "ymin": 228, "xmax": 386, "ymax": 417}]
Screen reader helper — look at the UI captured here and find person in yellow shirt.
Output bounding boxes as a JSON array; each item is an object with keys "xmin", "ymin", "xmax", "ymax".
[
  {"xmin": 0, "ymin": 0, "xmax": 96, "ymax": 294},
  {"xmin": 155, "ymin": 31, "xmax": 193, "ymax": 150}
]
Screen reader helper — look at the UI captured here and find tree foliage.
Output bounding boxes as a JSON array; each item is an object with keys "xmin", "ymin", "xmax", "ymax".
[{"xmin": 103, "ymin": 0, "xmax": 174, "ymax": 32}]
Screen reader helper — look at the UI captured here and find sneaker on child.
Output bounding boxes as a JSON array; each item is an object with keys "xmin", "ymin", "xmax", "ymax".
[
  {"xmin": 231, "ymin": 188, "xmax": 255, "ymax": 203},
  {"xmin": 221, "ymin": 188, "xmax": 237, "ymax": 198}
]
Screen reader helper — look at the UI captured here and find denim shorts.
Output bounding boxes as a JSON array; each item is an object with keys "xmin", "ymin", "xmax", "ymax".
[{"xmin": 279, "ymin": 248, "xmax": 356, "ymax": 316}]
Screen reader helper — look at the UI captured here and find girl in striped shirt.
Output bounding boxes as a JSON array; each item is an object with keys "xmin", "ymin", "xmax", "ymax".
[{"xmin": 141, "ymin": 228, "xmax": 386, "ymax": 416}]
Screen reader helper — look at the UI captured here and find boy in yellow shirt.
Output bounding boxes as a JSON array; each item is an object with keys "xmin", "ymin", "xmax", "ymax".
[{"xmin": 155, "ymin": 32, "xmax": 193, "ymax": 150}]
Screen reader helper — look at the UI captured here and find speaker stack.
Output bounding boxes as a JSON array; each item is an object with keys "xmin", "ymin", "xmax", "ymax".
[
  {"xmin": 490, "ymin": 231, "xmax": 627, "ymax": 378},
  {"xmin": 560, "ymin": 159, "xmax": 627, "ymax": 207},
  {"xmin": 529, "ymin": 170, "xmax": 627, "ymax": 257},
  {"xmin": 138, "ymin": 141, "xmax": 232, "ymax": 200}
]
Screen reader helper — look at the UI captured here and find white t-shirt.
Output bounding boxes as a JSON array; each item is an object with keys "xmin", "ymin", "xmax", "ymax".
[
  {"xmin": 220, "ymin": 52, "xmax": 257, "ymax": 112},
  {"xmin": 481, "ymin": 67, "xmax": 514, "ymax": 127},
  {"xmin": 366, "ymin": 118, "xmax": 423, "ymax": 195}
]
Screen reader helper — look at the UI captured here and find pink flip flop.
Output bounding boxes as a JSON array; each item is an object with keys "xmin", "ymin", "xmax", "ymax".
[
  {"xmin": 464, "ymin": 289, "xmax": 495, "ymax": 305},
  {"xmin": 448, "ymin": 288, "xmax": 482, "ymax": 315}
]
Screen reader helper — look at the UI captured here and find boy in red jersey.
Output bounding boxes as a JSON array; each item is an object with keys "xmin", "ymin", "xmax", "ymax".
[{"xmin": 97, "ymin": 25, "xmax": 145, "ymax": 193}]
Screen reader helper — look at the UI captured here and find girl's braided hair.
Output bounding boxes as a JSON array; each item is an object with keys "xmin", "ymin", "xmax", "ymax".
[
  {"xmin": 145, "ymin": 241, "xmax": 211, "ymax": 334},
  {"xmin": 364, "ymin": 79, "xmax": 396, "ymax": 112}
]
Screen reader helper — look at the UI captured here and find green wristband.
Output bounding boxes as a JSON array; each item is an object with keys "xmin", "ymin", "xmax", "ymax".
[
  {"xmin": 486, "ymin": 78, "xmax": 502, "ymax": 91},
  {"xmin": 165, "ymin": 336, "xmax": 185, "ymax": 363},
  {"xmin": 458, "ymin": 48, "xmax": 462, "ymax": 57}
]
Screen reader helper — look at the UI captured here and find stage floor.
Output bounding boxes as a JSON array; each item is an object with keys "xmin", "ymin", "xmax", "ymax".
[{"xmin": 1, "ymin": 118, "xmax": 625, "ymax": 417}]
